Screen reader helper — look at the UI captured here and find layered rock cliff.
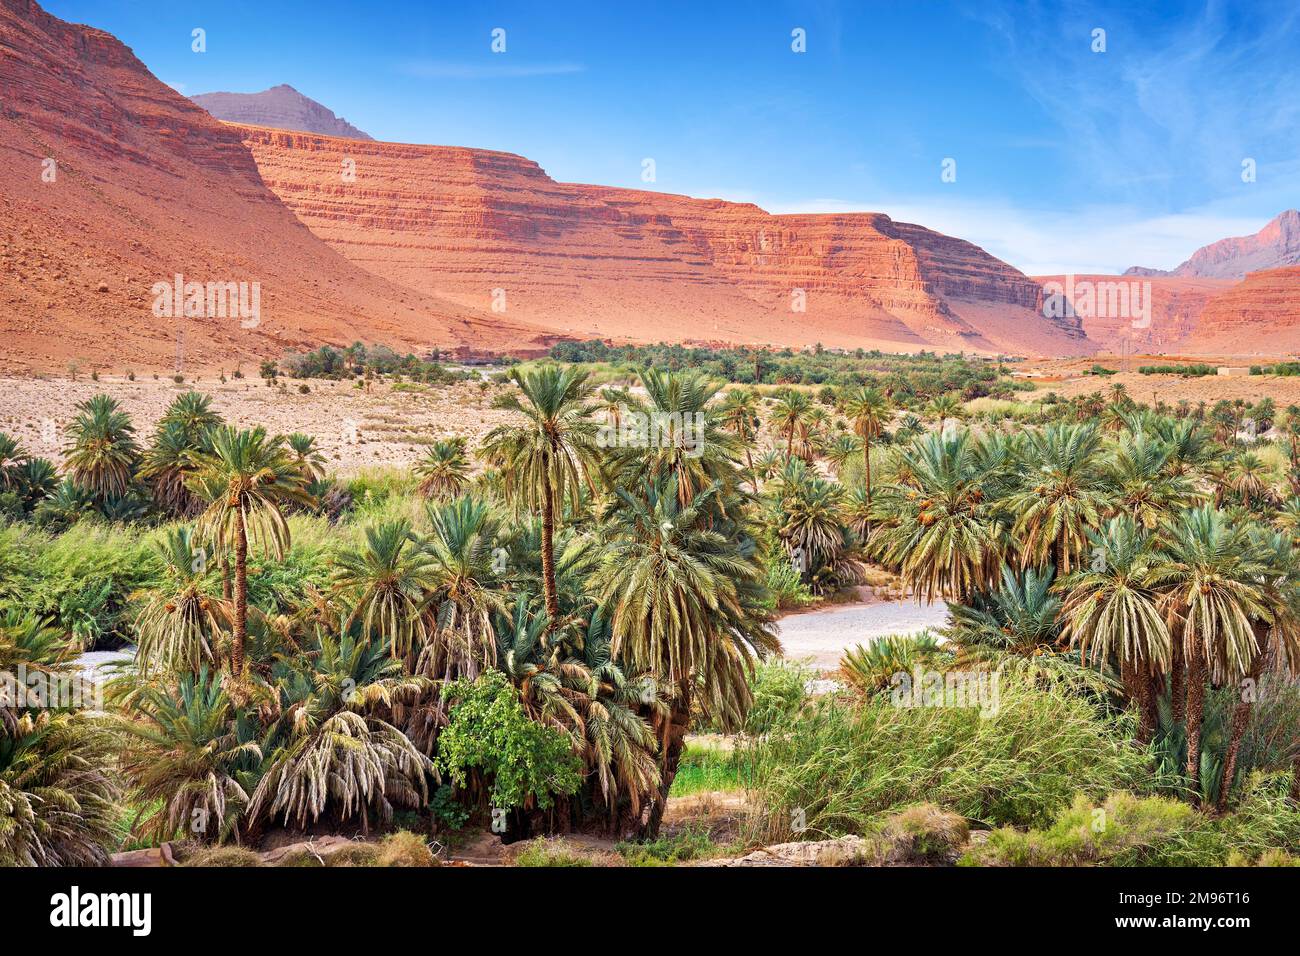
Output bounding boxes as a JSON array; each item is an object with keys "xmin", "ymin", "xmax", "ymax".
[
  {"xmin": 234, "ymin": 125, "xmax": 1092, "ymax": 356},
  {"xmin": 0, "ymin": 0, "xmax": 543, "ymax": 372}
]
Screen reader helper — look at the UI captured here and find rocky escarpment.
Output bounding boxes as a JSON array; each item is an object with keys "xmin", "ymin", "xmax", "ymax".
[
  {"xmin": 0, "ymin": 0, "xmax": 543, "ymax": 372},
  {"xmin": 1187, "ymin": 266, "xmax": 1300, "ymax": 354},
  {"xmin": 1033, "ymin": 274, "xmax": 1233, "ymax": 352},
  {"xmin": 192, "ymin": 85, "xmax": 372, "ymax": 140},
  {"xmin": 234, "ymin": 124, "xmax": 1091, "ymax": 356},
  {"xmin": 1125, "ymin": 210, "xmax": 1300, "ymax": 280}
]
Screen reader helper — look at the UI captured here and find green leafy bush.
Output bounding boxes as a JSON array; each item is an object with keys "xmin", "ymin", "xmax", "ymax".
[{"xmin": 437, "ymin": 670, "xmax": 583, "ymax": 811}]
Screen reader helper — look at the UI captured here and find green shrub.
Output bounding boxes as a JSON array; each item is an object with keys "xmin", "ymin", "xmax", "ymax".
[
  {"xmin": 961, "ymin": 792, "xmax": 1195, "ymax": 866},
  {"xmin": 670, "ymin": 741, "xmax": 743, "ymax": 796},
  {"xmin": 437, "ymin": 670, "xmax": 583, "ymax": 811},
  {"xmin": 877, "ymin": 804, "xmax": 970, "ymax": 863},
  {"xmin": 742, "ymin": 673, "xmax": 1150, "ymax": 841},
  {"xmin": 761, "ymin": 556, "xmax": 814, "ymax": 611},
  {"xmin": 617, "ymin": 825, "xmax": 721, "ymax": 866},
  {"xmin": 514, "ymin": 838, "xmax": 598, "ymax": 867},
  {"xmin": 745, "ymin": 660, "xmax": 813, "ymax": 734}
]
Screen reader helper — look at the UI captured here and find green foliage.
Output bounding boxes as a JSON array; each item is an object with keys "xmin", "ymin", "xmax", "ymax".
[
  {"xmin": 437, "ymin": 670, "xmax": 583, "ymax": 811},
  {"xmin": 743, "ymin": 673, "xmax": 1151, "ymax": 842},
  {"xmin": 616, "ymin": 824, "xmax": 721, "ymax": 865},
  {"xmin": 744, "ymin": 660, "xmax": 813, "ymax": 734},
  {"xmin": 962, "ymin": 776, "xmax": 1300, "ymax": 867},
  {"xmin": 760, "ymin": 554, "xmax": 815, "ymax": 612}
]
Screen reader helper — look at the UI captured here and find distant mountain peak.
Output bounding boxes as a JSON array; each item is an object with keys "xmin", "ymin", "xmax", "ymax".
[
  {"xmin": 1125, "ymin": 210, "xmax": 1300, "ymax": 279},
  {"xmin": 191, "ymin": 85, "xmax": 372, "ymax": 140}
]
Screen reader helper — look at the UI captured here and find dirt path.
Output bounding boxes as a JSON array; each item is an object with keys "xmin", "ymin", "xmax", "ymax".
[{"xmin": 776, "ymin": 598, "xmax": 949, "ymax": 669}]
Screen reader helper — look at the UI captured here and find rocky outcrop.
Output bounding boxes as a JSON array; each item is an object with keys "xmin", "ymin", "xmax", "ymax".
[
  {"xmin": 1033, "ymin": 274, "xmax": 1233, "ymax": 352},
  {"xmin": 0, "ymin": 0, "xmax": 545, "ymax": 372},
  {"xmin": 192, "ymin": 85, "xmax": 372, "ymax": 140},
  {"xmin": 233, "ymin": 125, "xmax": 1092, "ymax": 356},
  {"xmin": 1173, "ymin": 210, "xmax": 1300, "ymax": 278},
  {"xmin": 1125, "ymin": 211, "xmax": 1300, "ymax": 280},
  {"xmin": 1186, "ymin": 266, "xmax": 1300, "ymax": 354}
]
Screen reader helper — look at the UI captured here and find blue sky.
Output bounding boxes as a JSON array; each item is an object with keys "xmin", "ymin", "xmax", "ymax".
[{"xmin": 44, "ymin": 0, "xmax": 1300, "ymax": 274}]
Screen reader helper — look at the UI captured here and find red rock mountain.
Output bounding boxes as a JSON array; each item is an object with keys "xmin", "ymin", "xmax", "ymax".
[
  {"xmin": 192, "ymin": 85, "xmax": 372, "ymax": 140},
  {"xmin": 231, "ymin": 124, "xmax": 1092, "ymax": 356},
  {"xmin": 1189, "ymin": 266, "xmax": 1300, "ymax": 354},
  {"xmin": 0, "ymin": 0, "xmax": 545, "ymax": 372},
  {"xmin": 1032, "ymin": 274, "xmax": 1234, "ymax": 352},
  {"xmin": 1125, "ymin": 210, "xmax": 1300, "ymax": 280}
]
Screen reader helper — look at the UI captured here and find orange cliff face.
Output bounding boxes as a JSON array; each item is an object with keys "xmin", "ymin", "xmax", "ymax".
[
  {"xmin": 0, "ymin": 0, "xmax": 547, "ymax": 373},
  {"xmin": 233, "ymin": 124, "xmax": 1094, "ymax": 357},
  {"xmin": 1186, "ymin": 266, "xmax": 1300, "ymax": 355},
  {"xmin": 1032, "ymin": 274, "xmax": 1234, "ymax": 352}
]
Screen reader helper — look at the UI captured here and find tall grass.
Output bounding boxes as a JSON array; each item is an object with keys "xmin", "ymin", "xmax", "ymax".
[{"xmin": 741, "ymin": 672, "xmax": 1153, "ymax": 842}]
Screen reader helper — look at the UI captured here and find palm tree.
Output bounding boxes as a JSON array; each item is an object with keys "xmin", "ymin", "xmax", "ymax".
[
  {"xmin": 160, "ymin": 391, "xmax": 222, "ymax": 444},
  {"xmin": 482, "ymin": 366, "xmax": 601, "ymax": 629},
  {"xmin": 285, "ymin": 433, "xmax": 327, "ymax": 486},
  {"xmin": 1152, "ymin": 507, "xmax": 1270, "ymax": 798},
  {"xmin": 592, "ymin": 478, "xmax": 777, "ymax": 835},
  {"xmin": 613, "ymin": 368, "xmax": 745, "ymax": 510},
  {"xmin": 1221, "ymin": 529, "xmax": 1300, "ymax": 809},
  {"xmin": 770, "ymin": 391, "xmax": 812, "ymax": 458},
  {"xmin": 1225, "ymin": 452, "xmax": 1271, "ymax": 511},
  {"xmin": 925, "ymin": 393, "xmax": 963, "ymax": 435},
  {"xmin": 1104, "ymin": 430, "xmax": 1198, "ymax": 529},
  {"xmin": 332, "ymin": 520, "xmax": 434, "ymax": 658},
  {"xmin": 138, "ymin": 422, "xmax": 202, "ymax": 517},
  {"xmin": 825, "ymin": 433, "xmax": 863, "ymax": 477},
  {"xmin": 842, "ymin": 386, "xmax": 890, "ymax": 503},
  {"xmin": 414, "ymin": 437, "xmax": 471, "ymax": 500},
  {"xmin": 419, "ymin": 495, "xmax": 509, "ymax": 680},
  {"xmin": 1058, "ymin": 516, "xmax": 1171, "ymax": 742},
  {"xmin": 188, "ymin": 427, "xmax": 314, "ymax": 684},
  {"xmin": 64, "ymin": 394, "xmax": 139, "ymax": 501},
  {"xmin": 1004, "ymin": 423, "xmax": 1108, "ymax": 574},
  {"xmin": 719, "ymin": 388, "xmax": 761, "ymax": 485},
  {"xmin": 133, "ymin": 527, "xmax": 232, "ymax": 676},
  {"xmin": 0, "ymin": 432, "xmax": 28, "ymax": 489},
  {"xmin": 869, "ymin": 431, "xmax": 1005, "ymax": 602}
]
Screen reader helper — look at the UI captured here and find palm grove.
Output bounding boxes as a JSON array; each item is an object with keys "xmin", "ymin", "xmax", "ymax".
[{"xmin": 3, "ymin": 362, "xmax": 1300, "ymax": 864}]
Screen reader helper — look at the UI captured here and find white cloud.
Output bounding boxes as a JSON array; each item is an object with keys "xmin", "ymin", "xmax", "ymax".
[{"xmin": 763, "ymin": 195, "xmax": 1284, "ymax": 276}]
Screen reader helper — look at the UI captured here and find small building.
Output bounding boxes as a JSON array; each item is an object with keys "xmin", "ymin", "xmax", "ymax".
[{"xmin": 1216, "ymin": 366, "xmax": 1249, "ymax": 377}]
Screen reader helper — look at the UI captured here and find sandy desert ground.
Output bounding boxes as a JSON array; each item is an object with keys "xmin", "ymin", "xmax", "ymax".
[
  {"xmin": 1020, "ymin": 356, "xmax": 1300, "ymax": 406},
  {"xmin": 0, "ymin": 373, "xmax": 517, "ymax": 475}
]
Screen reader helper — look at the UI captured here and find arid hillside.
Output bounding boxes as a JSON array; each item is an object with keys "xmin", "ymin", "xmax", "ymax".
[
  {"xmin": 0, "ymin": 0, "xmax": 547, "ymax": 373},
  {"xmin": 232, "ymin": 124, "xmax": 1093, "ymax": 357}
]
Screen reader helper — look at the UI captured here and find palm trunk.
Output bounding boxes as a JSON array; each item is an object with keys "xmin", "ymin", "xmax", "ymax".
[
  {"xmin": 1170, "ymin": 622, "xmax": 1186, "ymax": 725},
  {"xmin": 538, "ymin": 456, "xmax": 560, "ymax": 632},
  {"xmin": 863, "ymin": 438, "xmax": 873, "ymax": 504},
  {"xmin": 1139, "ymin": 672, "xmax": 1160, "ymax": 745},
  {"xmin": 1218, "ymin": 630, "xmax": 1266, "ymax": 811},
  {"xmin": 231, "ymin": 509, "xmax": 248, "ymax": 681},
  {"xmin": 1123, "ymin": 658, "xmax": 1157, "ymax": 745},
  {"xmin": 643, "ymin": 683, "xmax": 691, "ymax": 839},
  {"xmin": 1185, "ymin": 644, "xmax": 1208, "ymax": 800}
]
